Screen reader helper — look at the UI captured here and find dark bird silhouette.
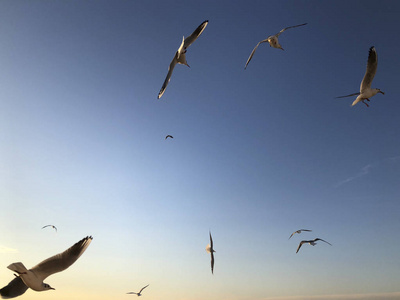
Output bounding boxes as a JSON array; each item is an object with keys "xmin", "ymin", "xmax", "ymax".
[
  {"xmin": 127, "ymin": 284, "xmax": 149, "ymax": 296},
  {"xmin": 205, "ymin": 231, "xmax": 215, "ymax": 274},
  {"xmin": 296, "ymin": 238, "xmax": 332, "ymax": 253},
  {"xmin": 165, "ymin": 135, "xmax": 173, "ymax": 140},
  {"xmin": 288, "ymin": 229, "xmax": 312, "ymax": 239}
]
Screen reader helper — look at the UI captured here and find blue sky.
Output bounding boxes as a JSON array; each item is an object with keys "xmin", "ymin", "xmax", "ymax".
[{"xmin": 1, "ymin": 1, "xmax": 400, "ymax": 299}]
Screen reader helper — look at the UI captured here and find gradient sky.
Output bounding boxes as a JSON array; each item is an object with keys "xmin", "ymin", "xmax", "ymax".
[{"xmin": 1, "ymin": 1, "xmax": 400, "ymax": 300}]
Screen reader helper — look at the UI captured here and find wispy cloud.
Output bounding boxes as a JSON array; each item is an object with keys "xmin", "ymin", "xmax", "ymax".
[
  {"xmin": 263, "ymin": 292, "xmax": 400, "ymax": 300},
  {"xmin": 0, "ymin": 245, "xmax": 18, "ymax": 253},
  {"xmin": 335, "ymin": 163, "xmax": 375, "ymax": 188},
  {"xmin": 335, "ymin": 155, "xmax": 400, "ymax": 188}
]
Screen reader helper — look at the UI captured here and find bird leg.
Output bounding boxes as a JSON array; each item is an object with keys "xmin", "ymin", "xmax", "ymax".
[{"xmin": 362, "ymin": 99, "xmax": 370, "ymax": 107}]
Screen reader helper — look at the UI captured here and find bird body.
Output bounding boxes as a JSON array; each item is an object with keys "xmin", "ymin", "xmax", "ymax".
[
  {"xmin": 1, "ymin": 236, "xmax": 93, "ymax": 298},
  {"xmin": 244, "ymin": 23, "xmax": 307, "ymax": 69},
  {"xmin": 205, "ymin": 231, "xmax": 215, "ymax": 274},
  {"xmin": 158, "ymin": 20, "xmax": 208, "ymax": 99},
  {"xmin": 296, "ymin": 238, "xmax": 332, "ymax": 253},
  {"xmin": 336, "ymin": 46, "xmax": 384, "ymax": 107}
]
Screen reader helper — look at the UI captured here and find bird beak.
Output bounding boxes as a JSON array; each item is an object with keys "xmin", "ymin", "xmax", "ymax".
[{"xmin": 379, "ymin": 90, "xmax": 385, "ymax": 95}]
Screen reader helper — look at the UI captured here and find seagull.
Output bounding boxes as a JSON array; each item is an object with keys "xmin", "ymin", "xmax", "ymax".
[
  {"xmin": 288, "ymin": 229, "xmax": 312, "ymax": 239},
  {"xmin": 244, "ymin": 23, "xmax": 307, "ymax": 69},
  {"xmin": 296, "ymin": 238, "xmax": 332, "ymax": 253},
  {"xmin": 127, "ymin": 284, "xmax": 149, "ymax": 296},
  {"xmin": 42, "ymin": 225, "xmax": 57, "ymax": 232},
  {"xmin": 205, "ymin": 231, "xmax": 215, "ymax": 274},
  {"xmin": 336, "ymin": 46, "xmax": 384, "ymax": 107},
  {"xmin": 157, "ymin": 20, "xmax": 208, "ymax": 99},
  {"xmin": 165, "ymin": 135, "xmax": 173, "ymax": 140},
  {"xmin": 0, "ymin": 236, "xmax": 92, "ymax": 298}
]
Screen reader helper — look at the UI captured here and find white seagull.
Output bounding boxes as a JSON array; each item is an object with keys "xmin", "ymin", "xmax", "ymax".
[
  {"xmin": 157, "ymin": 20, "xmax": 208, "ymax": 99},
  {"xmin": 288, "ymin": 229, "xmax": 312, "ymax": 239},
  {"xmin": 42, "ymin": 225, "xmax": 57, "ymax": 232},
  {"xmin": 205, "ymin": 231, "xmax": 215, "ymax": 274},
  {"xmin": 296, "ymin": 238, "xmax": 332, "ymax": 253},
  {"xmin": 336, "ymin": 46, "xmax": 384, "ymax": 107},
  {"xmin": 0, "ymin": 236, "xmax": 92, "ymax": 298},
  {"xmin": 127, "ymin": 284, "xmax": 149, "ymax": 296},
  {"xmin": 244, "ymin": 23, "xmax": 307, "ymax": 69}
]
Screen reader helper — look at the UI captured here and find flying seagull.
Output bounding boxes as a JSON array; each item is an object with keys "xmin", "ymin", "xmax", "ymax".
[
  {"xmin": 244, "ymin": 23, "xmax": 307, "ymax": 69},
  {"xmin": 0, "ymin": 236, "xmax": 93, "ymax": 298},
  {"xmin": 205, "ymin": 231, "xmax": 215, "ymax": 274},
  {"xmin": 296, "ymin": 238, "xmax": 332, "ymax": 253},
  {"xmin": 336, "ymin": 46, "xmax": 384, "ymax": 107},
  {"xmin": 42, "ymin": 225, "xmax": 57, "ymax": 232},
  {"xmin": 288, "ymin": 229, "xmax": 312, "ymax": 239},
  {"xmin": 157, "ymin": 20, "xmax": 208, "ymax": 99},
  {"xmin": 165, "ymin": 135, "xmax": 173, "ymax": 140},
  {"xmin": 126, "ymin": 284, "xmax": 149, "ymax": 296}
]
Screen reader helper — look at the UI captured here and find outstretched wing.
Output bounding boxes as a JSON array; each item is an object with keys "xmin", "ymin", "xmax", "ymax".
[
  {"xmin": 126, "ymin": 292, "xmax": 138, "ymax": 295},
  {"xmin": 360, "ymin": 46, "xmax": 378, "ymax": 93},
  {"xmin": 139, "ymin": 284, "xmax": 149, "ymax": 293},
  {"xmin": 244, "ymin": 39, "xmax": 269, "ymax": 69},
  {"xmin": 276, "ymin": 23, "xmax": 307, "ymax": 37},
  {"xmin": 210, "ymin": 251, "xmax": 214, "ymax": 274},
  {"xmin": 296, "ymin": 241, "xmax": 305, "ymax": 253},
  {"xmin": 158, "ymin": 54, "xmax": 178, "ymax": 99},
  {"xmin": 335, "ymin": 92, "xmax": 360, "ymax": 99},
  {"xmin": 316, "ymin": 238, "xmax": 332, "ymax": 246},
  {"xmin": 0, "ymin": 276, "xmax": 29, "ymax": 299},
  {"xmin": 183, "ymin": 20, "xmax": 209, "ymax": 49},
  {"xmin": 31, "ymin": 236, "xmax": 93, "ymax": 281}
]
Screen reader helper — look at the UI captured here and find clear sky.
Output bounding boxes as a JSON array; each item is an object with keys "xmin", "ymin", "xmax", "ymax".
[{"xmin": 1, "ymin": 1, "xmax": 400, "ymax": 300}]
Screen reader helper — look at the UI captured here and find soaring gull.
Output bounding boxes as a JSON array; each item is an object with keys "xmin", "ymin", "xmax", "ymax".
[
  {"xmin": 244, "ymin": 23, "xmax": 307, "ymax": 69},
  {"xmin": 42, "ymin": 225, "xmax": 57, "ymax": 232},
  {"xmin": 157, "ymin": 20, "xmax": 208, "ymax": 99},
  {"xmin": 205, "ymin": 231, "xmax": 215, "ymax": 274},
  {"xmin": 288, "ymin": 229, "xmax": 312, "ymax": 239},
  {"xmin": 336, "ymin": 46, "xmax": 384, "ymax": 107},
  {"xmin": 165, "ymin": 135, "xmax": 173, "ymax": 140},
  {"xmin": 296, "ymin": 238, "xmax": 332, "ymax": 253},
  {"xmin": 0, "ymin": 236, "xmax": 93, "ymax": 298},
  {"xmin": 127, "ymin": 284, "xmax": 149, "ymax": 296}
]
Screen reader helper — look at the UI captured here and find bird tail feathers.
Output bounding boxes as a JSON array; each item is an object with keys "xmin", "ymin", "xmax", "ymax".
[{"xmin": 7, "ymin": 263, "xmax": 28, "ymax": 274}]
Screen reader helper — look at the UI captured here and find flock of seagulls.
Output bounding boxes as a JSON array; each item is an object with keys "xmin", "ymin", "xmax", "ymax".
[
  {"xmin": 157, "ymin": 20, "xmax": 384, "ymax": 108},
  {"xmin": 1, "ymin": 19, "xmax": 385, "ymax": 299}
]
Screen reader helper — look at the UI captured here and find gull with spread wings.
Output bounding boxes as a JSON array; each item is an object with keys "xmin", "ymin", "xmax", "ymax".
[
  {"xmin": 127, "ymin": 284, "xmax": 149, "ymax": 296},
  {"xmin": 296, "ymin": 238, "xmax": 332, "ymax": 253},
  {"xmin": 0, "ymin": 236, "xmax": 92, "ymax": 298},
  {"xmin": 205, "ymin": 231, "xmax": 215, "ymax": 274},
  {"xmin": 288, "ymin": 229, "xmax": 312, "ymax": 239},
  {"xmin": 158, "ymin": 20, "xmax": 208, "ymax": 99},
  {"xmin": 336, "ymin": 46, "xmax": 384, "ymax": 107},
  {"xmin": 245, "ymin": 23, "xmax": 307, "ymax": 69}
]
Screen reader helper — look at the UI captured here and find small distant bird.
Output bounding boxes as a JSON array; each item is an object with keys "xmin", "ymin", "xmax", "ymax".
[
  {"xmin": 336, "ymin": 46, "xmax": 384, "ymax": 107},
  {"xmin": 127, "ymin": 284, "xmax": 149, "ymax": 296},
  {"xmin": 158, "ymin": 20, "xmax": 208, "ymax": 99},
  {"xmin": 0, "ymin": 236, "xmax": 93, "ymax": 298},
  {"xmin": 42, "ymin": 225, "xmax": 57, "ymax": 232},
  {"xmin": 296, "ymin": 238, "xmax": 332, "ymax": 253},
  {"xmin": 205, "ymin": 231, "xmax": 215, "ymax": 274},
  {"xmin": 288, "ymin": 229, "xmax": 312, "ymax": 239},
  {"xmin": 245, "ymin": 23, "xmax": 307, "ymax": 69},
  {"xmin": 165, "ymin": 135, "xmax": 173, "ymax": 140}
]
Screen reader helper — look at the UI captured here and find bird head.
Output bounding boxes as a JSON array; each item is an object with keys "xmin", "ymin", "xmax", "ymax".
[{"xmin": 43, "ymin": 283, "xmax": 55, "ymax": 290}]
